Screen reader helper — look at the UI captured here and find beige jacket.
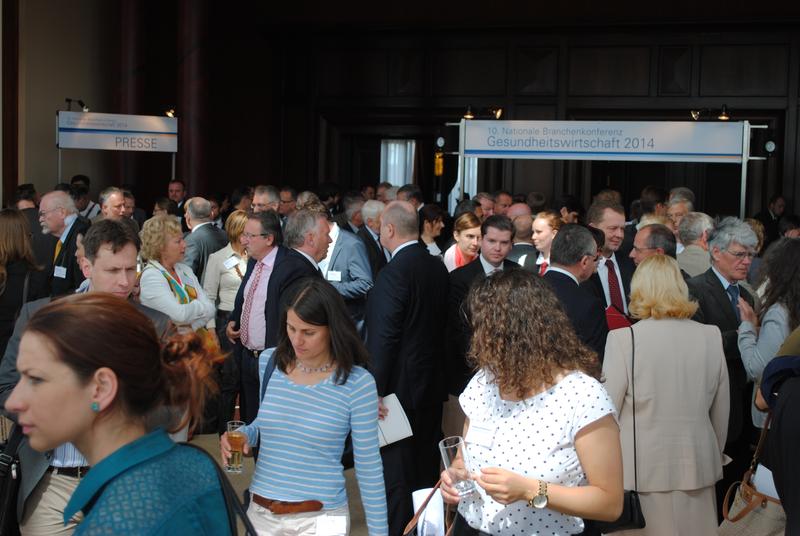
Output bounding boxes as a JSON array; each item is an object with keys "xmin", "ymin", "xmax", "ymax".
[{"xmin": 602, "ymin": 318, "xmax": 729, "ymax": 492}]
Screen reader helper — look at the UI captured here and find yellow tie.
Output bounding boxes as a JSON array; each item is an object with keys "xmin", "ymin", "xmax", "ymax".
[{"xmin": 54, "ymin": 240, "xmax": 63, "ymax": 262}]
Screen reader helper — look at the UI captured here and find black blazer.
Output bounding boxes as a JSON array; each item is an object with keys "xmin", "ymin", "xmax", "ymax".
[
  {"xmin": 184, "ymin": 223, "xmax": 228, "ymax": 283},
  {"xmin": 357, "ymin": 226, "xmax": 387, "ymax": 280},
  {"xmin": 50, "ymin": 216, "xmax": 91, "ymax": 297},
  {"xmin": 365, "ymin": 243, "xmax": 449, "ymax": 410},
  {"xmin": 687, "ymin": 267, "xmax": 754, "ymax": 446},
  {"xmin": 446, "ymin": 258, "xmax": 519, "ymax": 395},
  {"xmin": 228, "ymin": 246, "xmax": 288, "ymax": 333},
  {"xmin": 543, "ymin": 269, "xmax": 608, "ymax": 362},
  {"xmin": 581, "ymin": 253, "xmax": 635, "ymax": 309},
  {"xmin": 21, "ymin": 208, "xmax": 57, "ymax": 274}
]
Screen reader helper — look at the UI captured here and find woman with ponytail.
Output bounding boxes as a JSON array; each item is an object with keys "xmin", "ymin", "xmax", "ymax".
[{"xmin": 4, "ymin": 293, "xmax": 231, "ymax": 535}]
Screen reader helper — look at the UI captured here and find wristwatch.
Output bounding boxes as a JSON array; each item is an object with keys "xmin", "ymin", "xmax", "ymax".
[{"xmin": 528, "ymin": 480, "xmax": 548, "ymax": 509}]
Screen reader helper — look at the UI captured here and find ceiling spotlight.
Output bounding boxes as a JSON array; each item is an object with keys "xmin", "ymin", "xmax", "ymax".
[
  {"xmin": 165, "ymin": 109, "xmax": 176, "ymax": 118},
  {"xmin": 488, "ymin": 107, "xmax": 503, "ymax": 119},
  {"xmin": 77, "ymin": 100, "xmax": 89, "ymax": 112},
  {"xmin": 718, "ymin": 105, "xmax": 730, "ymax": 121},
  {"xmin": 690, "ymin": 110, "xmax": 701, "ymax": 121},
  {"xmin": 463, "ymin": 105, "xmax": 474, "ymax": 120}
]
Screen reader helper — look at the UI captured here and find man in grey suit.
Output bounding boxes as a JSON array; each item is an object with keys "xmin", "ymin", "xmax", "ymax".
[
  {"xmin": 184, "ymin": 197, "xmax": 228, "ymax": 283},
  {"xmin": 677, "ymin": 212, "xmax": 715, "ymax": 277},
  {"xmin": 0, "ymin": 219, "xmax": 171, "ymax": 534},
  {"xmin": 320, "ymin": 218, "xmax": 373, "ymax": 337}
]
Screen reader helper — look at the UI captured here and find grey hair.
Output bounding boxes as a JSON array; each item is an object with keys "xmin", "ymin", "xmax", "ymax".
[
  {"xmin": 474, "ymin": 192, "xmax": 495, "ymax": 203},
  {"xmin": 186, "ymin": 197, "xmax": 212, "ymax": 221},
  {"xmin": 668, "ymin": 196, "xmax": 694, "ymax": 212},
  {"xmin": 708, "ymin": 216, "xmax": 758, "ymax": 254},
  {"xmin": 342, "ymin": 193, "xmax": 365, "ymax": 220},
  {"xmin": 678, "ymin": 212, "xmax": 715, "ymax": 244},
  {"xmin": 99, "ymin": 187, "xmax": 123, "ymax": 207},
  {"xmin": 284, "ymin": 209, "xmax": 324, "ymax": 248},
  {"xmin": 550, "ymin": 224, "xmax": 597, "ymax": 266},
  {"xmin": 669, "ymin": 186, "xmax": 696, "ymax": 205},
  {"xmin": 385, "ymin": 187, "xmax": 398, "ymax": 201},
  {"xmin": 254, "ymin": 184, "xmax": 280, "ymax": 203},
  {"xmin": 45, "ymin": 190, "xmax": 78, "ymax": 215},
  {"xmin": 361, "ymin": 200, "xmax": 384, "ymax": 223}
]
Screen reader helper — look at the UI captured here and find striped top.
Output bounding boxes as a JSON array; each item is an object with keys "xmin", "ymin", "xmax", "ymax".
[{"xmin": 240, "ymin": 358, "xmax": 388, "ymax": 535}]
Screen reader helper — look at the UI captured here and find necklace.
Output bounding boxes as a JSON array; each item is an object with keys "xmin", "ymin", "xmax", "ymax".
[{"xmin": 295, "ymin": 360, "xmax": 333, "ymax": 374}]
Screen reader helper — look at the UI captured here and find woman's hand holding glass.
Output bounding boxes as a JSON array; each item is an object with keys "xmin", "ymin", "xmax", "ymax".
[
  {"xmin": 474, "ymin": 467, "xmax": 532, "ymax": 505},
  {"xmin": 219, "ymin": 431, "xmax": 251, "ymax": 465},
  {"xmin": 439, "ymin": 459, "xmax": 469, "ymax": 505}
]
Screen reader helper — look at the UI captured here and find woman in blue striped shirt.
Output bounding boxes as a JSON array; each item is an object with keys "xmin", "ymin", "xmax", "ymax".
[{"xmin": 221, "ymin": 277, "xmax": 388, "ymax": 535}]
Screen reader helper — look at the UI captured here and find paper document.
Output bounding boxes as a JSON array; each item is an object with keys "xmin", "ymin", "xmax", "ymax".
[{"xmin": 379, "ymin": 393, "xmax": 413, "ymax": 447}]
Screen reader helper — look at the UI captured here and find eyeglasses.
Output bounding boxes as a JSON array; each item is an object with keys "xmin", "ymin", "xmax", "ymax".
[
  {"xmin": 241, "ymin": 232, "xmax": 268, "ymax": 240},
  {"xmin": 723, "ymin": 249, "xmax": 756, "ymax": 260},
  {"xmin": 631, "ymin": 245, "xmax": 657, "ymax": 253}
]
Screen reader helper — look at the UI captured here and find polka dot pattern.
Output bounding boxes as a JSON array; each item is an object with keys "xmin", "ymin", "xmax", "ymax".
[{"xmin": 457, "ymin": 370, "xmax": 617, "ymax": 535}]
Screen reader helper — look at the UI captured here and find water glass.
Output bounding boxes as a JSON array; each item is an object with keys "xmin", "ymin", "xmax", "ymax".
[{"xmin": 439, "ymin": 436, "xmax": 476, "ymax": 496}]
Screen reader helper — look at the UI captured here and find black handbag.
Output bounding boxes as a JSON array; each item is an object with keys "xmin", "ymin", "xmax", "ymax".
[
  {"xmin": 0, "ymin": 425, "xmax": 23, "ymax": 536},
  {"xmin": 591, "ymin": 326, "xmax": 646, "ymax": 533}
]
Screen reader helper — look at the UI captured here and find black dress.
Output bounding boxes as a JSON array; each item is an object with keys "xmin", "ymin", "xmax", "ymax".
[
  {"xmin": 765, "ymin": 375, "xmax": 800, "ymax": 535},
  {"xmin": 0, "ymin": 261, "xmax": 48, "ymax": 357}
]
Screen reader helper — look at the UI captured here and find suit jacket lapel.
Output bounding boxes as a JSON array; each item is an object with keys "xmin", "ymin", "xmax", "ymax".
[{"xmin": 704, "ymin": 270, "xmax": 739, "ymax": 327}]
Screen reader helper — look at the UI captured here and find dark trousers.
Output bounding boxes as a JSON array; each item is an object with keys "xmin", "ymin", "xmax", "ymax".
[
  {"xmin": 238, "ymin": 345, "xmax": 261, "ymax": 425},
  {"xmin": 382, "ymin": 403, "xmax": 443, "ymax": 536},
  {"xmin": 216, "ymin": 311, "xmax": 240, "ymax": 434}
]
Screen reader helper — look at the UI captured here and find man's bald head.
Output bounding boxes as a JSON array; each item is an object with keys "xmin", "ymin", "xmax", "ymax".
[
  {"xmin": 512, "ymin": 215, "xmax": 533, "ymax": 242},
  {"xmin": 506, "ymin": 202, "xmax": 532, "ymax": 220},
  {"xmin": 380, "ymin": 201, "xmax": 419, "ymax": 253}
]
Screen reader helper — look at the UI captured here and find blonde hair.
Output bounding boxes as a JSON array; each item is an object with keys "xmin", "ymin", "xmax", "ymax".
[
  {"xmin": 628, "ymin": 255, "xmax": 698, "ymax": 319},
  {"xmin": 637, "ymin": 213, "xmax": 670, "ymax": 230},
  {"xmin": 224, "ymin": 210, "xmax": 249, "ymax": 253},
  {"xmin": 140, "ymin": 215, "xmax": 182, "ymax": 262}
]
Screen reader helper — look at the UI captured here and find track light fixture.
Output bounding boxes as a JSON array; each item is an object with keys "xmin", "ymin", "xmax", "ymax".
[
  {"xmin": 165, "ymin": 108, "xmax": 176, "ymax": 118},
  {"xmin": 463, "ymin": 105, "xmax": 475, "ymax": 120},
  {"xmin": 718, "ymin": 105, "xmax": 730, "ymax": 121},
  {"xmin": 689, "ymin": 106, "xmax": 730, "ymax": 121},
  {"xmin": 65, "ymin": 98, "xmax": 89, "ymax": 112}
]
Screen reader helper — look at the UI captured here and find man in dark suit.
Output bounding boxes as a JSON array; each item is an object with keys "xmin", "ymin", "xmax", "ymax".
[
  {"xmin": 445, "ymin": 215, "xmax": 517, "ymax": 435},
  {"xmin": 225, "ymin": 210, "xmax": 285, "ymax": 425},
  {"xmin": 544, "ymin": 224, "xmax": 608, "ymax": 361},
  {"xmin": 753, "ymin": 194, "xmax": 785, "ymax": 248},
  {"xmin": 687, "ymin": 216, "xmax": 758, "ymax": 517},
  {"xmin": 688, "ymin": 217, "xmax": 758, "ymax": 512},
  {"xmin": 583, "ymin": 200, "xmax": 635, "ymax": 316},
  {"xmin": 0, "ymin": 219, "xmax": 170, "ymax": 535},
  {"xmin": 183, "ymin": 197, "xmax": 228, "ymax": 282},
  {"xmin": 357, "ymin": 199, "xmax": 389, "ymax": 280},
  {"xmin": 320, "ymin": 219, "xmax": 373, "ymax": 337},
  {"xmin": 15, "ymin": 185, "xmax": 57, "ymax": 273},
  {"xmin": 629, "ymin": 223, "xmax": 691, "ymax": 280},
  {"xmin": 365, "ymin": 201, "xmax": 449, "ymax": 535},
  {"xmin": 39, "ymin": 190, "xmax": 91, "ymax": 296}
]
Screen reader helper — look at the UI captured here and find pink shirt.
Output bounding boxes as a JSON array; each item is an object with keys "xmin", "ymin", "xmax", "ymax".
[{"xmin": 243, "ymin": 247, "xmax": 278, "ymax": 350}]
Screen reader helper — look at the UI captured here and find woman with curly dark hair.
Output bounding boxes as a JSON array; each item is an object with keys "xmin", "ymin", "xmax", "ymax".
[
  {"xmin": 440, "ymin": 269, "xmax": 623, "ymax": 535},
  {"xmin": 738, "ymin": 236, "xmax": 800, "ymax": 429}
]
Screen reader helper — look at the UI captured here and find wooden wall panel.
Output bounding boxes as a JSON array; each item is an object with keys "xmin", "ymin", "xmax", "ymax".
[
  {"xmin": 389, "ymin": 49, "xmax": 423, "ymax": 96},
  {"xmin": 515, "ymin": 47, "xmax": 558, "ymax": 95},
  {"xmin": 568, "ymin": 46, "xmax": 650, "ymax": 96},
  {"xmin": 700, "ymin": 45, "xmax": 789, "ymax": 96},
  {"xmin": 432, "ymin": 48, "xmax": 506, "ymax": 96},
  {"xmin": 317, "ymin": 50, "xmax": 388, "ymax": 97},
  {"xmin": 659, "ymin": 46, "xmax": 691, "ymax": 96}
]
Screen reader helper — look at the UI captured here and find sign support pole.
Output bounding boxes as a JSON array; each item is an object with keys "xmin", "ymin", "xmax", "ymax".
[
  {"xmin": 457, "ymin": 119, "xmax": 466, "ymax": 205},
  {"xmin": 171, "ymin": 153, "xmax": 176, "ymax": 181}
]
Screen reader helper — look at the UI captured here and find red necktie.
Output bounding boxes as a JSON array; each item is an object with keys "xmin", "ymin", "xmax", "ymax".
[
  {"xmin": 539, "ymin": 261, "xmax": 548, "ymax": 276},
  {"xmin": 605, "ymin": 258, "xmax": 625, "ymax": 312},
  {"xmin": 239, "ymin": 262, "xmax": 264, "ymax": 349}
]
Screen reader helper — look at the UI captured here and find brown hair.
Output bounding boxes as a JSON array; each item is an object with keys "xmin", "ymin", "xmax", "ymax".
[
  {"xmin": 25, "ymin": 294, "xmax": 221, "ymax": 434},
  {"xmin": 0, "ymin": 209, "xmax": 39, "ymax": 295},
  {"xmin": 467, "ymin": 269, "xmax": 600, "ymax": 399},
  {"xmin": 453, "ymin": 212, "xmax": 481, "ymax": 235},
  {"xmin": 534, "ymin": 210, "xmax": 564, "ymax": 232}
]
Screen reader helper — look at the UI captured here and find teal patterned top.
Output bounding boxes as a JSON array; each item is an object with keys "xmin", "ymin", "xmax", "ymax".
[{"xmin": 64, "ymin": 429, "xmax": 231, "ymax": 535}]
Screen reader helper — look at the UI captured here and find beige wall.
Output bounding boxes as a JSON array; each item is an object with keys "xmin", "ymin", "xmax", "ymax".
[{"xmin": 19, "ymin": 0, "xmax": 117, "ymax": 197}]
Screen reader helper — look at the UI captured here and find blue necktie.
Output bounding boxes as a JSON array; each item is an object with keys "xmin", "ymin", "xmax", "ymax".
[{"xmin": 726, "ymin": 285, "xmax": 741, "ymax": 323}]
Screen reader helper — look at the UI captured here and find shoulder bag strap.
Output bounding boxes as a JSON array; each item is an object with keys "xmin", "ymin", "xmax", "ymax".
[
  {"xmin": 259, "ymin": 352, "xmax": 276, "ymax": 403},
  {"xmin": 629, "ymin": 326, "xmax": 638, "ymax": 492},
  {"xmin": 182, "ymin": 442, "xmax": 258, "ymax": 536},
  {"xmin": 402, "ymin": 479, "xmax": 454, "ymax": 536}
]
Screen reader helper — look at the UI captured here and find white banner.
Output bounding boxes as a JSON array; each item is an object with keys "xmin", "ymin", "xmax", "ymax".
[
  {"xmin": 464, "ymin": 120, "xmax": 744, "ymax": 163},
  {"xmin": 57, "ymin": 111, "xmax": 178, "ymax": 153}
]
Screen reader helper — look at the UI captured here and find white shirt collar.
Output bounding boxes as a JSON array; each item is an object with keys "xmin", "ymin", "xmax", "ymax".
[
  {"xmin": 191, "ymin": 221, "xmax": 212, "ymax": 233},
  {"xmin": 479, "ymin": 254, "xmax": 502, "ymax": 275},
  {"xmin": 711, "ymin": 264, "xmax": 737, "ymax": 289},
  {"xmin": 294, "ymin": 248, "xmax": 320, "ymax": 271},
  {"xmin": 391, "ymin": 240, "xmax": 418, "ymax": 258}
]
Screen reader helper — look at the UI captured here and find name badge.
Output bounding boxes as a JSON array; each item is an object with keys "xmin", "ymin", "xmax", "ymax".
[
  {"xmin": 53, "ymin": 266, "xmax": 67, "ymax": 279},
  {"xmin": 316, "ymin": 514, "xmax": 347, "ymax": 536},
  {"xmin": 466, "ymin": 422, "xmax": 496, "ymax": 449},
  {"xmin": 223, "ymin": 256, "xmax": 239, "ymax": 270},
  {"xmin": 326, "ymin": 270, "xmax": 342, "ymax": 282}
]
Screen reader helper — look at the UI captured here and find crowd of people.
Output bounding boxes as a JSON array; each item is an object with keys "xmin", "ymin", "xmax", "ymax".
[{"xmin": 0, "ymin": 176, "xmax": 798, "ymax": 535}]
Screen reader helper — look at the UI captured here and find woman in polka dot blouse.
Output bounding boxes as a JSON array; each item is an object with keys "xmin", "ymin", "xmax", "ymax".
[{"xmin": 440, "ymin": 270, "xmax": 624, "ymax": 535}]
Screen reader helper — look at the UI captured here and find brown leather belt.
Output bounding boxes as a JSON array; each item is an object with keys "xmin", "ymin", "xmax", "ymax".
[
  {"xmin": 48, "ymin": 465, "xmax": 90, "ymax": 479},
  {"xmin": 251, "ymin": 494, "xmax": 323, "ymax": 515}
]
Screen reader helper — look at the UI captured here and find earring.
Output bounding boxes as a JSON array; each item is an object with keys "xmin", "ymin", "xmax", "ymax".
[{"xmin": 91, "ymin": 402, "xmax": 100, "ymax": 412}]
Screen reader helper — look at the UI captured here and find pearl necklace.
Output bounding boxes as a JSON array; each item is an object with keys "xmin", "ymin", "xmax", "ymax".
[{"xmin": 295, "ymin": 361, "xmax": 333, "ymax": 374}]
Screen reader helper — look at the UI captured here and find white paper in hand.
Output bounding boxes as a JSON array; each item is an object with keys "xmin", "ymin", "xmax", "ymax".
[{"xmin": 378, "ymin": 393, "xmax": 413, "ymax": 447}]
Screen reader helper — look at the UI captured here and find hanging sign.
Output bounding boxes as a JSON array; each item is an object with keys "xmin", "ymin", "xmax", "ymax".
[{"xmin": 57, "ymin": 111, "xmax": 178, "ymax": 153}]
